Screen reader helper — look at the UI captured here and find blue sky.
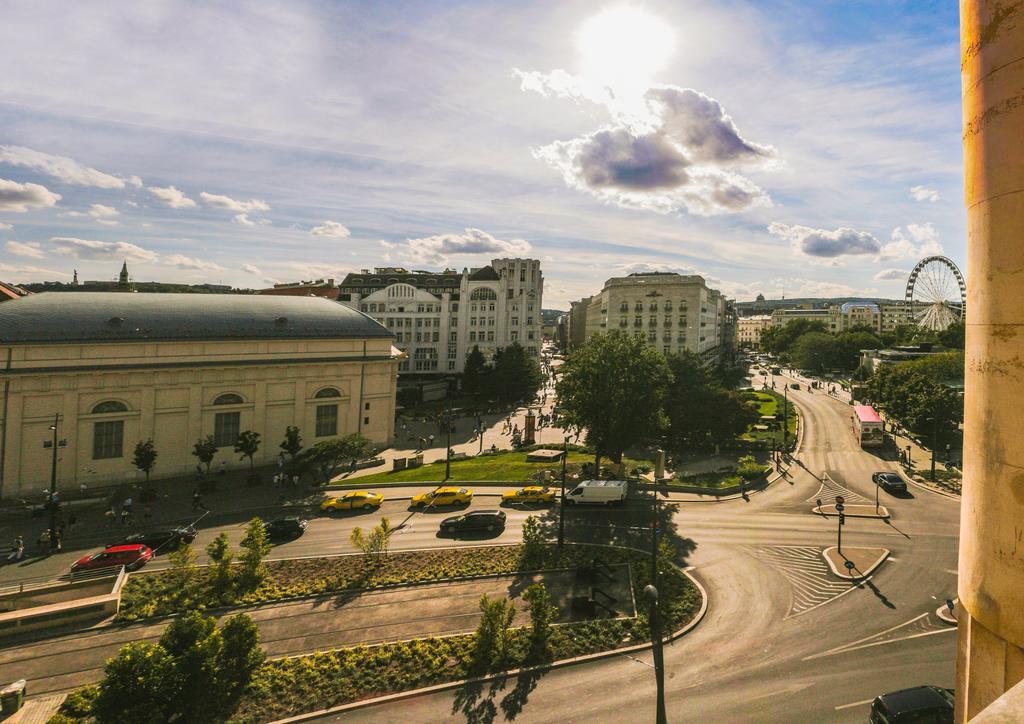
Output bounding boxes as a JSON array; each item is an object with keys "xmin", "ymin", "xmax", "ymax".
[{"xmin": 0, "ymin": 0, "xmax": 964, "ymax": 307}]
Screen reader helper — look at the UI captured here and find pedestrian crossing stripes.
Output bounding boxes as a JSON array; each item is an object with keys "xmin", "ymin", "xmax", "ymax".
[
  {"xmin": 750, "ymin": 545, "xmax": 856, "ymax": 619},
  {"xmin": 807, "ymin": 472, "xmax": 870, "ymax": 504}
]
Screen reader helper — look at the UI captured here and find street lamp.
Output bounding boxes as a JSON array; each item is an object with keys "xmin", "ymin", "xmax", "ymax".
[
  {"xmin": 926, "ymin": 416, "xmax": 939, "ymax": 481},
  {"xmin": 42, "ymin": 413, "xmax": 67, "ymax": 552},
  {"xmin": 558, "ymin": 435, "xmax": 568, "ymax": 548},
  {"xmin": 782, "ymin": 384, "xmax": 789, "ymax": 452},
  {"xmin": 643, "ymin": 582, "xmax": 667, "ymax": 724},
  {"xmin": 443, "ymin": 403, "xmax": 454, "ymax": 481}
]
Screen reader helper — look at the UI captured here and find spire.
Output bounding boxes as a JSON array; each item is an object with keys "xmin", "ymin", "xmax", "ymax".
[
  {"xmin": 73, "ymin": 269, "xmax": 79, "ymax": 285},
  {"xmin": 119, "ymin": 260, "xmax": 129, "ymax": 284}
]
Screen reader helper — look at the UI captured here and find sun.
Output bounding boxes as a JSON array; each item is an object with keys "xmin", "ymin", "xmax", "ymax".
[{"xmin": 576, "ymin": 6, "xmax": 675, "ymax": 94}]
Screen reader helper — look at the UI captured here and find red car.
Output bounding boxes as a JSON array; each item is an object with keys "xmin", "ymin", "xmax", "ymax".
[{"xmin": 71, "ymin": 544, "xmax": 153, "ymax": 573}]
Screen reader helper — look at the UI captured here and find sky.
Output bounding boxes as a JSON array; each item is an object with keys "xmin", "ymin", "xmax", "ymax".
[{"xmin": 0, "ymin": 0, "xmax": 965, "ymax": 308}]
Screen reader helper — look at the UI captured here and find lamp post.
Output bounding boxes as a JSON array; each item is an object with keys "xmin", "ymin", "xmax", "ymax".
[
  {"xmin": 782, "ymin": 384, "xmax": 789, "ymax": 452},
  {"xmin": 646, "ymin": 476, "xmax": 667, "ymax": 724},
  {"xmin": 926, "ymin": 416, "xmax": 939, "ymax": 481},
  {"xmin": 43, "ymin": 413, "xmax": 66, "ymax": 552},
  {"xmin": 558, "ymin": 435, "xmax": 568, "ymax": 548},
  {"xmin": 444, "ymin": 404, "xmax": 453, "ymax": 481}
]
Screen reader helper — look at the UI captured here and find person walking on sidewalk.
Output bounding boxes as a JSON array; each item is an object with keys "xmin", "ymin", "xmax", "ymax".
[
  {"xmin": 192, "ymin": 488, "xmax": 208, "ymax": 512},
  {"xmin": 7, "ymin": 535, "xmax": 24, "ymax": 562},
  {"xmin": 104, "ymin": 507, "xmax": 116, "ymax": 527}
]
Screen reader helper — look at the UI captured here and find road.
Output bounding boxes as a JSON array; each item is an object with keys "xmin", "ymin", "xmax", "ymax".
[{"xmin": 0, "ymin": 365, "xmax": 960, "ymax": 721}]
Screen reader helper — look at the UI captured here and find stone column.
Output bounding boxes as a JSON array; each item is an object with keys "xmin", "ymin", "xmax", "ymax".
[{"xmin": 957, "ymin": 3, "xmax": 1024, "ymax": 721}]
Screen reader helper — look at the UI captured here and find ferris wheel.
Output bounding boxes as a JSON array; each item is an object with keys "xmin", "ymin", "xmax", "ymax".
[{"xmin": 904, "ymin": 255, "xmax": 966, "ymax": 331}]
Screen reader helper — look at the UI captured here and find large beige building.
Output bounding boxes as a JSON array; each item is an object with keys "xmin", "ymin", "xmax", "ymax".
[
  {"xmin": 769, "ymin": 302, "xmax": 915, "ymax": 335},
  {"xmin": 580, "ymin": 272, "xmax": 729, "ymax": 361},
  {"xmin": 0, "ymin": 293, "xmax": 398, "ymax": 498},
  {"xmin": 736, "ymin": 315, "xmax": 772, "ymax": 348}
]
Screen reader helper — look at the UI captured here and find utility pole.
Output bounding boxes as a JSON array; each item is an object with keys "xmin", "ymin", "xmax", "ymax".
[
  {"xmin": 929, "ymin": 415, "xmax": 939, "ymax": 482},
  {"xmin": 444, "ymin": 404, "xmax": 453, "ymax": 481},
  {"xmin": 647, "ymin": 483, "xmax": 667, "ymax": 724},
  {"xmin": 44, "ymin": 413, "xmax": 66, "ymax": 552},
  {"xmin": 782, "ymin": 384, "xmax": 789, "ymax": 452},
  {"xmin": 558, "ymin": 435, "xmax": 568, "ymax": 548}
]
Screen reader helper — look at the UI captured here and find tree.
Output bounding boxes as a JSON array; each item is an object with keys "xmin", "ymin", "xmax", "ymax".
[
  {"xmin": 216, "ymin": 614, "xmax": 266, "ymax": 709},
  {"xmin": 471, "ymin": 594, "xmax": 516, "ymax": 673},
  {"xmin": 462, "ymin": 344, "xmax": 488, "ymax": 397},
  {"xmin": 662, "ymin": 352, "xmax": 757, "ymax": 452},
  {"xmin": 556, "ymin": 331, "xmax": 671, "ymax": 472},
  {"xmin": 937, "ymin": 321, "xmax": 965, "ymax": 349},
  {"xmin": 279, "ymin": 426, "xmax": 303, "ymax": 463},
  {"xmin": 791, "ymin": 332, "xmax": 840, "ymax": 372},
  {"xmin": 489, "ymin": 342, "xmax": 544, "ymax": 404},
  {"xmin": 523, "ymin": 582, "xmax": 559, "ymax": 664},
  {"xmin": 92, "ymin": 641, "xmax": 178, "ymax": 724},
  {"xmin": 235, "ymin": 430, "xmax": 261, "ymax": 471},
  {"xmin": 520, "ymin": 515, "xmax": 547, "ymax": 568},
  {"xmin": 759, "ymin": 319, "xmax": 828, "ymax": 356},
  {"xmin": 132, "ymin": 439, "xmax": 158, "ymax": 485},
  {"xmin": 192, "ymin": 435, "xmax": 217, "ymax": 475},
  {"xmin": 349, "ymin": 516, "xmax": 393, "ymax": 568},
  {"xmin": 833, "ymin": 330, "xmax": 882, "ymax": 370},
  {"xmin": 167, "ymin": 543, "xmax": 198, "ymax": 599},
  {"xmin": 206, "ymin": 533, "xmax": 234, "ymax": 602},
  {"xmin": 160, "ymin": 612, "xmax": 222, "ymax": 723},
  {"xmin": 301, "ymin": 434, "xmax": 375, "ymax": 484},
  {"xmin": 239, "ymin": 518, "xmax": 271, "ymax": 587}
]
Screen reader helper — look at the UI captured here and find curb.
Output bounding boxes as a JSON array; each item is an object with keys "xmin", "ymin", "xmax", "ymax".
[
  {"xmin": 936, "ymin": 599, "xmax": 958, "ymax": 625},
  {"xmin": 821, "ymin": 546, "xmax": 889, "ymax": 580},
  {"xmin": 903, "ymin": 474, "xmax": 962, "ymax": 501},
  {"xmin": 271, "ymin": 565, "xmax": 709, "ymax": 723},
  {"xmin": 812, "ymin": 504, "xmax": 891, "ymax": 520}
]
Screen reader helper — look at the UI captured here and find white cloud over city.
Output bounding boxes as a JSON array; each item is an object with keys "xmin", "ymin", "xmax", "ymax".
[
  {"xmin": 383, "ymin": 228, "xmax": 531, "ymax": 266},
  {"xmin": 148, "ymin": 185, "xmax": 197, "ymax": 209},
  {"xmin": 0, "ymin": 145, "xmax": 135, "ymax": 189},
  {"xmin": 49, "ymin": 237, "xmax": 159, "ymax": 262},
  {"xmin": 0, "ymin": 179, "xmax": 61, "ymax": 212}
]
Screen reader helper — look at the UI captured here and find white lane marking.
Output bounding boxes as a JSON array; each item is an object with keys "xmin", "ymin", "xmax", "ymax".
[
  {"xmin": 804, "ymin": 626, "xmax": 954, "ymax": 661},
  {"xmin": 835, "ymin": 698, "xmax": 876, "ymax": 711},
  {"xmin": 808, "ymin": 612, "xmax": 928, "ymax": 656}
]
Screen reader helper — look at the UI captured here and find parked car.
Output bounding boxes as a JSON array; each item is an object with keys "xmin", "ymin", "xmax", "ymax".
[
  {"xmin": 872, "ymin": 471, "xmax": 908, "ymax": 493},
  {"xmin": 790, "ymin": 382, "xmax": 800, "ymax": 389},
  {"xmin": 869, "ymin": 685, "xmax": 953, "ymax": 723},
  {"xmin": 264, "ymin": 516, "xmax": 309, "ymax": 541},
  {"xmin": 114, "ymin": 526, "xmax": 197, "ymax": 553},
  {"xmin": 410, "ymin": 486, "xmax": 473, "ymax": 508},
  {"xmin": 321, "ymin": 490, "xmax": 384, "ymax": 512},
  {"xmin": 440, "ymin": 510, "xmax": 506, "ymax": 535},
  {"xmin": 565, "ymin": 480, "xmax": 628, "ymax": 505},
  {"xmin": 72, "ymin": 544, "xmax": 153, "ymax": 573},
  {"xmin": 501, "ymin": 486, "xmax": 555, "ymax": 504}
]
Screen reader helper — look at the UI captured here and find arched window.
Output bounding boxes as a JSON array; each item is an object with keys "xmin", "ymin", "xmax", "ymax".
[
  {"xmin": 314, "ymin": 387, "xmax": 341, "ymax": 398},
  {"xmin": 470, "ymin": 288, "xmax": 497, "ymax": 301},
  {"xmin": 213, "ymin": 393, "xmax": 244, "ymax": 405},
  {"xmin": 92, "ymin": 400, "xmax": 128, "ymax": 414}
]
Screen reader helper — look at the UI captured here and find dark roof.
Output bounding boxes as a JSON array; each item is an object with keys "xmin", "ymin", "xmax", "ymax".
[
  {"xmin": 0, "ymin": 292, "xmax": 392, "ymax": 344},
  {"xmin": 877, "ymin": 686, "xmax": 952, "ymax": 714},
  {"xmin": 468, "ymin": 266, "xmax": 500, "ymax": 281}
]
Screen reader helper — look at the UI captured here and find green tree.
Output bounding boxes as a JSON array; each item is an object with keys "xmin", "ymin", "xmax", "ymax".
[
  {"xmin": 349, "ymin": 516, "xmax": 393, "ymax": 568},
  {"xmin": 489, "ymin": 342, "xmax": 544, "ymax": 404},
  {"xmin": 160, "ymin": 612, "xmax": 222, "ymax": 723},
  {"xmin": 205, "ymin": 532, "xmax": 235, "ymax": 602},
  {"xmin": 937, "ymin": 321, "xmax": 965, "ymax": 349},
  {"xmin": 216, "ymin": 614, "xmax": 266, "ymax": 709},
  {"xmin": 523, "ymin": 583, "xmax": 558, "ymax": 664},
  {"xmin": 471, "ymin": 594, "xmax": 516, "ymax": 673},
  {"xmin": 760, "ymin": 319, "xmax": 828, "ymax": 356},
  {"xmin": 234, "ymin": 430, "xmax": 261, "ymax": 471},
  {"xmin": 239, "ymin": 518, "xmax": 271, "ymax": 587},
  {"xmin": 301, "ymin": 434, "xmax": 376, "ymax": 484},
  {"xmin": 833, "ymin": 330, "xmax": 882, "ymax": 370},
  {"xmin": 556, "ymin": 331, "xmax": 671, "ymax": 472},
  {"xmin": 662, "ymin": 352, "xmax": 757, "ymax": 452},
  {"xmin": 279, "ymin": 425, "xmax": 303, "ymax": 463},
  {"xmin": 167, "ymin": 543, "xmax": 198, "ymax": 600},
  {"xmin": 791, "ymin": 331, "xmax": 840, "ymax": 372},
  {"xmin": 192, "ymin": 435, "xmax": 218, "ymax": 475},
  {"xmin": 462, "ymin": 344, "xmax": 488, "ymax": 397},
  {"xmin": 91, "ymin": 641, "xmax": 178, "ymax": 724},
  {"xmin": 132, "ymin": 439, "xmax": 158, "ymax": 485},
  {"xmin": 520, "ymin": 515, "xmax": 547, "ymax": 567}
]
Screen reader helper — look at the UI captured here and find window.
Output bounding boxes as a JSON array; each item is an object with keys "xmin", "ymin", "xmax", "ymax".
[
  {"xmin": 448, "ymin": 361, "xmax": 456, "ymax": 371},
  {"xmin": 364, "ymin": 417, "xmax": 370, "ymax": 425},
  {"xmin": 214, "ymin": 412, "xmax": 240, "ymax": 447},
  {"xmin": 526, "ymin": 316, "xmax": 533, "ymax": 325},
  {"xmin": 316, "ymin": 404, "xmax": 338, "ymax": 437},
  {"xmin": 213, "ymin": 393, "xmax": 244, "ymax": 406},
  {"xmin": 450, "ymin": 331, "xmax": 458, "ymax": 342},
  {"xmin": 527, "ymin": 331, "xmax": 535, "ymax": 340},
  {"xmin": 487, "ymin": 331, "xmax": 495, "ymax": 341},
  {"xmin": 511, "ymin": 330, "xmax": 519, "ymax": 341},
  {"xmin": 364, "ymin": 402, "xmax": 371, "ymax": 410},
  {"xmin": 511, "ymin": 317, "xmax": 519, "ymax": 326},
  {"xmin": 470, "ymin": 331, "xmax": 477, "ymax": 341},
  {"xmin": 92, "ymin": 400, "xmax": 128, "ymax": 414},
  {"xmin": 647, "ymin": 332, "xmax": 657, "ymax": 343},
  {"xmin": 315, "ymin": 387, "xmax": 341, "ymax": 399},
  {"xmin": 93, "ymin": 420, "xmax": 124, "ymax": 459}
]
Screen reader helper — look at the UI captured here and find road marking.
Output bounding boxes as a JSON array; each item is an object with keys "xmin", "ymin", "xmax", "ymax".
[
  {"xmin": 750, "ymin": 545, "xmax": 858, "ymax": 618},
  {"xmin": 804, "ymin": 613, "xmax": 954, "ymax": 661},
  {"xmin": 835, "ymin": 698, "xmax": 875, "ymax": 711},
  {"xmin": 808, "ymin": 472, "xmax": 870, "ymax": 504}
]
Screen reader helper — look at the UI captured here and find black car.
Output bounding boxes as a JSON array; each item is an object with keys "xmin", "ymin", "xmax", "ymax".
[
  {"xmin": 872, "ymin": 471, "xmax": 908, "ymax": 493},
  {"xmin": 265, "ymin": 516, "xmax": 309, "ymax": 541},
  {"xmin": 440, "ymin": 510, "xmax": 506, "ymax": 535},
  {"xmin": 115, "ymin": 526, "xmax": 197, "ymax": 553},
  {"xmin": 869, "ymin": 685, "xmax": 953, "ymax": 723}
]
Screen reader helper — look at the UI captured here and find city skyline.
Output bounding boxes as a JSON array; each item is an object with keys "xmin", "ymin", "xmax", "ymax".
[{"xmin": 0, "ymin": 0, "xmax": 963, "ymax": 307}]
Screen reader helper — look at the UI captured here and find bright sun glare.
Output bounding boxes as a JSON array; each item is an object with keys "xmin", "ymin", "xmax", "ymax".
[{"xmin": 576, "ymin": 6, "xmax": 675, "ymax": 93}]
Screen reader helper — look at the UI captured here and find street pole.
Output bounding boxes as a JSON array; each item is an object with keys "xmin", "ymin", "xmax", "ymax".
[
  {"xmin": 930, "ymin": 415, "xmax": 938, "ymax": 482},
  {"xmin": 47, "ymin": 413, "xmax": 60, "ymax": 552},
  {"xmin": 838, "ymin": 512, "xmax": 844, "ymax": 554},
  {"xmin": 782, "ymin": 385, "xmax": 789, "ymax": 452},
  {"xmin": 648, "ymin": 485, "xmax": 667, "ymax": 724},
  {"xmin": 444, "ymin": 404, "xmax": 452, "ymax": 481},
  {"xmin": 875, "ymin": 478, "xmax": 880, "ymax": 514},
  {"xmin": 558, "ymin": 435, "xmax": 567, "ymax": 548}
]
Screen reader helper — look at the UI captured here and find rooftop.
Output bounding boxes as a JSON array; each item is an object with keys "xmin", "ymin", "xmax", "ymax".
[{"xmin": 0, "ymin": 292, "xmax": 392, "ymax": 344}]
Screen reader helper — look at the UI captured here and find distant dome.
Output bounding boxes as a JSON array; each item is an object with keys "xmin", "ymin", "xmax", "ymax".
[{"xmin": 755, "ymin": 293, "xmax": 765, "ymax": 302}]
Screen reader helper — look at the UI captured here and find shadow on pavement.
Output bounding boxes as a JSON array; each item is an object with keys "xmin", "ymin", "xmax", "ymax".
[{"xmin": 452, "ymin": 665, "xmax": 551, "ymax": 724}]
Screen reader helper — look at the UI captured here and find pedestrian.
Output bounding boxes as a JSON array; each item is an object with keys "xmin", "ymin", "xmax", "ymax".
[
  {"xmin": 291, "ymin": 473, "xmax": 299, "ymax": 487},
  {"xmin": 428, "ymin": 434, "xmax": 435, "ymax": 447},
  {"xmin": 37, "ymin": 530, "xmax": 50, "ymax": 555},
  {"xmin": 120, "ymin": 508, "xmax": 130, "ymax": 526},
  {"xmin": 192, "ymin": 488, "xmax": 207, "ymax": 512},
  {"xmin": 104, "ymin": 507, "xmax": 115, "ymax": 527},
  {"xmin": 123, "ymin": 496, "xmax": 133, "ymax": 515},
  {"xmin": 277, "ymin": 452, "xmax": 285, "ymax": 469},
  {"xmin": 8, "ymin": 535, "xmax": 24, "ymax": 562}
]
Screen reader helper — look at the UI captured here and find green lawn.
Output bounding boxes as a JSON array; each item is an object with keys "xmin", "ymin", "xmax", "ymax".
[
  {"xmin": 741, "ymin": 390, "xmax": 797, "ymax": 445},
  {"xmin": 669, "ymin": 472, "xmax": 743, "ymax": 489},
  {"xmin": 341, "ymin": 450, "xmax": 648, "ymax": 485}
]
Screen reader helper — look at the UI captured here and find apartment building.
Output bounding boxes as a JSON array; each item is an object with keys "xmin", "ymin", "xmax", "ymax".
[
  {"xmin": 770, "ymin": 301, "xmax": 914, "ymax": 334},
  {"xmin": 737, "ymin": 314, "xmax": 773, "ymax": 348}
]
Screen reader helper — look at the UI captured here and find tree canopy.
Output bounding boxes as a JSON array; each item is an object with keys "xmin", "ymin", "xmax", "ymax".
[{"xmin": 490, "ymin": 342, "xmax": 544, "ymax": 404}]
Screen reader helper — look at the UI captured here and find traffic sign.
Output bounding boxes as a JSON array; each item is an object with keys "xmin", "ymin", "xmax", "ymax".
[
  {"xmin": 844, "ymin": 561, "xmax": 855, "ymax": 570},
  {"xmin": 839, "ymin": 513, "xmax": 846, "ymax": 525},
  {"xmin": 835, "ymin": 495, "xmax": 845, "ymax": 505},
  {"xmin": 835, "ymin": 502, "xmax": 845, "ymax": 513}
]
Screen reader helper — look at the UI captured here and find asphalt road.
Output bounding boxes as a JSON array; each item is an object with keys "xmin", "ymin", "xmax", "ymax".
[{"xmin": 0, "ymin": 366, "xmax": 960, "ymax": 722}]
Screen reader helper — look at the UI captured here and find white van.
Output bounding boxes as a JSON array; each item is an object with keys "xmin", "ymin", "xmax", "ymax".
[{"xmin": 565, "ymin": 480, "xmax": 628, "ymax": 505}]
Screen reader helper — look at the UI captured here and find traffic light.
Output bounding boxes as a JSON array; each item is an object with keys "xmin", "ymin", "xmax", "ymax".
[{"xmin": 839, "ymin": 513, "xmax": 846, "ymax": 526}]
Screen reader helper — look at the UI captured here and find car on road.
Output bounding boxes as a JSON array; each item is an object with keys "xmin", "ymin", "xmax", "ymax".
[
  {"xmin": 72, "ymin": 544, "xmax": 153, "ymax": 573},
  {"xmin": 565, "ymin": 479, "xmax": 628, "ymax": 505},
  {"xmin": 321, "ymin": 490, "xmax": 384, "ymax": 512},
  {"xmin": 264, "ymin": 516, "xmax": 309, "ymax": 541},
  {"xmin": 501, "ymin": 486, "xmax": 555, "ymax": 504},
  {"xmin": 440, "ymin": 510, "xmax": 506, "ymax": 535},
  {"xmin": 872, "ymin": 471, "xmax": 908, "ymax": 494},
  {"xmin": 113, "ymin": 526, "xmax": 197, "ymax": 553},
  {"xmin": 869, "ymin": 685, "xmax": 953, "ymax": 723},
  {"xmin": 410, "ymin": 486, "xmax": 473, "ymax": 508}
]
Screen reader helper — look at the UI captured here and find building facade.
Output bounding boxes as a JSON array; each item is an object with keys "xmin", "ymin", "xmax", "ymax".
[
  {"xmin": 769, "ymin": 302, "xmax": 914, "ymax": 334},
  {"xmin": 258, "ymin": 278, "xmax": 341, "ymax": 301},
  {"xmin": 580, "ymin": 273, "xmax": 730, "ymax": 362},
  {"xmin": 0, "ymin": 293, "xmax": 398, "ymax": 498},
  {"xmin": 336, "ymin": 258, "xmax": 543, "ymax": 374},
  {"xmin": 736, "ymin": 314, "xmax": 773, "ymax": 348}
]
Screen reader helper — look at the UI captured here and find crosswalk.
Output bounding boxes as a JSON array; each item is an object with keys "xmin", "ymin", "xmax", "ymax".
[
  {"xmin": 807, "ymin": 472, "xmax": 871, "ymax": 504},
  {"xmin": 750, "ymin": 545, "xmax": 857, "ymax": 618}
]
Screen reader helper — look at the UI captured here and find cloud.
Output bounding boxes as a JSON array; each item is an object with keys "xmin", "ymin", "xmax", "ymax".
[
  {"xmin": 0, "ymin": 179, "xmax": 61, "ymax": 212},
  {"xmin": 163, "ymin": 253, "xmax": 224, "ymax": 271},
  {"xmin": 874, "ymin": 268, "xmax": 909, "ymax": 281},
  {"xmin": 232, "ymin": 213, "xmax": 271, "ymax": 227},
  {"xmin": 0, "ymin": 145, "xmax": 132, "ymax": 189},
  {"xmin": 310, "ymin": 220, "xmax": 351, "ymax": 238},
  {"xmin": 513, "ymin": 68, "xmax": 614, "ymax": 107},
  {"xmin": 384, "ymin": 228, "xmax": 531, "ymax": 266},
  {"xmin": 0, "ymin": 222, "xmax": 11, "ymax": 230},
  {"xmin": 880, "ymin": 222, "xmax": 944, "ymax": 260},
  {"xmin": 910, "ymin": 185, "xmax": 939, "ymax": 202},
  {"xmin": 5, "ymin": 240, "xmax": 45, "ymax": 259},
  {"xmin": 148, "ymin": 185, "xmax": 197, "ymax": 209},
  {"xmin": 0, "ymin": 262, "xmax": 70, "ymax": 282},
  {"xmin": 49, "ymin": 236, "xmax": 158, "ymax": 262},
  {"xmin": 200, "ymin": 192, "xmax": 270, "ymax": 213},
  {"xmin": 241, "ymin": 263, "xmax": 263, "ymax": 276},
  {"xmin": 768, "ymin": 222, "xmax": 882, "ymax": 258},
  {"xmin": 617, "ymin": 262, "xmax": 701, "ymax": 277}
]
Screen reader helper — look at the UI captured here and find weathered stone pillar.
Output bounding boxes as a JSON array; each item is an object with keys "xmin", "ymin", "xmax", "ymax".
[{"xmin": 958, "ymin": 2, "xmax": 1024, "ymax": 721}]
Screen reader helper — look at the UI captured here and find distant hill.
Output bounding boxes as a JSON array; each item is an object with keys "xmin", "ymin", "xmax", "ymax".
[
  {"xmin": 541, "ymin": 308, "xmax": 566, "ymax": 324},
  {"xmin": 20, "ymin": 281, "xmax": 254, "ymax": 295},
  {"xmin": 735, "ymin": 296, "xmax": 906, "ymax": 311}
]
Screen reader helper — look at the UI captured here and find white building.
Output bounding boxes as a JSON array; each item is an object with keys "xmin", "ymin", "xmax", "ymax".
[
  {"xmin": 581, "ymin": 272, "xmax": 729, "ymax": 361},
  {"xmin": 336, "ymin": 258, "xmax": 543, "ymax": 374},
  {"xmin": 736, "ymin": 314, "xmax": 773, "ymax": 348}
]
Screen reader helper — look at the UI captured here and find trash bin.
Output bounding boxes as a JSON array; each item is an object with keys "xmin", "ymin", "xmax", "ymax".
[{"xmin": 0, "ymin": 679, "xmax": 26, "ymax": 714}]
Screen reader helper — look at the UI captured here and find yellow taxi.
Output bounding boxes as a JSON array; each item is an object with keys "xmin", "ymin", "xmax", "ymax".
[
  {"xmin": 410, "ymin": 486, "xmax": 473, "ymax": 508},
  {"xmin": 501, "ymin": 486, "xmax": 556, "ymax": 504},
  {"xmin": 320, "ymin": 490, "xmax": 384, "ymax": 512}
]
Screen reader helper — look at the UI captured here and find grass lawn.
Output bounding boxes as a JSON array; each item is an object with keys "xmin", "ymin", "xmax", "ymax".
[
  {"xmin": 741, "ymin": 390, "xmax": 797, "ymax": 446},
  {"xmin": 344, "ymin": 450, "xmax": 649, "ymax": 485},
  {"xmin": 668, "ymin": 472, "xmax": 743, "ymax": 489}
]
